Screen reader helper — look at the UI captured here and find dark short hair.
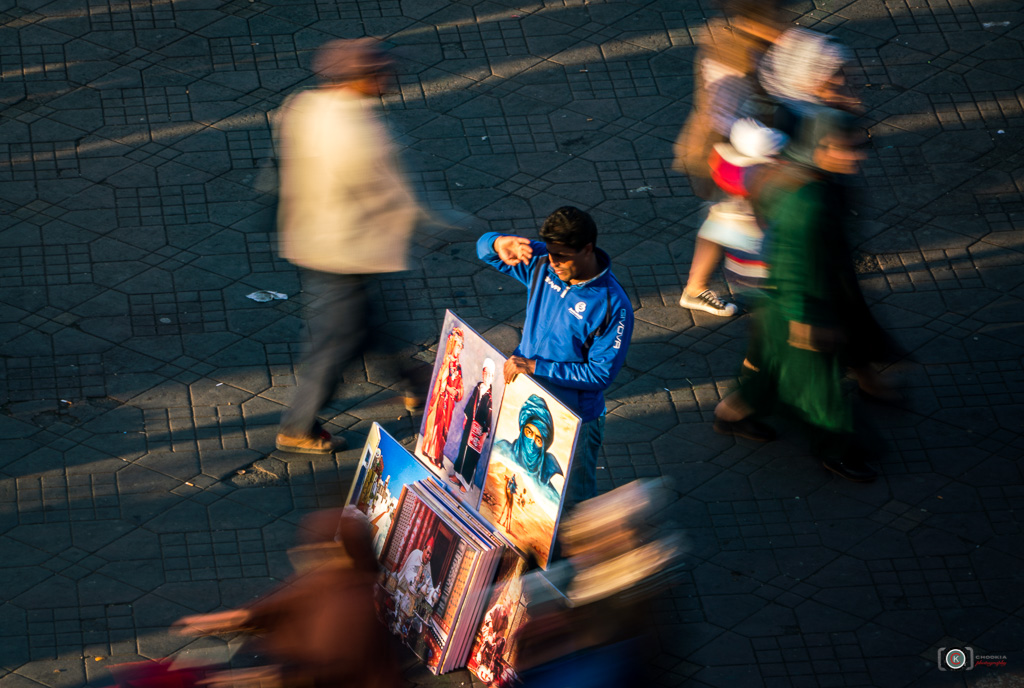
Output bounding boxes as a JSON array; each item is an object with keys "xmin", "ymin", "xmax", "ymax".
[{"xmin": 539, "ymin": 206, "xmax": 597, "ymax": 250}]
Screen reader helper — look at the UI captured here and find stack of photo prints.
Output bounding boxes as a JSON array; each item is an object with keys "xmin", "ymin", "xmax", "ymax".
[{"xmin": 345, "ymin": 310, "xmax": 581, "ymax": 682}]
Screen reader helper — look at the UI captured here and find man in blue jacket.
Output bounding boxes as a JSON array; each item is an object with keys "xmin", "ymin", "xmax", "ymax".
[{"xmin": 477, "ymin": 206, "xmax": 634, "ymax": 505}]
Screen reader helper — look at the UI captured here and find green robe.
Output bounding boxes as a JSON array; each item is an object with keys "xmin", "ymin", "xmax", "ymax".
[{"xmin": 742, "ymin": 167, "xmax": 853, "ymax": 437}]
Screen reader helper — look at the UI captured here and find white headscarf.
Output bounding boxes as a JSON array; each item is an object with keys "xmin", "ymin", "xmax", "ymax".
[{"xmin": 760, "ymin": 28, "xmax": 850, "ymax": 115}]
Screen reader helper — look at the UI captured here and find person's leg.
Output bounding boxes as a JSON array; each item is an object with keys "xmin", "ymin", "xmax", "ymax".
[
  {"xmin": 712, "ymin": 391, "xmax": 776, "ymax": 442},
  {"xmin": 565, "ymin": 413, "xmax": 605, "ymax": 508},
  {"xmin": 712, "ymin": 306, "xmax": 775, "ymax": 442},
  {"xmin": 278, "ymin": 271, "xmax": 367, "ymax": 445},
  {"xmin": 684, "ymin": 238, "xmax": 723, "ymax": 296},
  {"xmin": 680, "ymin": 239, "xmax": 737, "ymax": 316}
]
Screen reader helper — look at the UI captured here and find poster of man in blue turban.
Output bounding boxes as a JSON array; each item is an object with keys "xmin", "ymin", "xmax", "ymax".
[
  {"xmin": 480, "ymin": 375, "xmax": 579, "ymax": 568},
  {"xmin": 491, "ymin": 394, "xmax": 563, "ymax": 502}
]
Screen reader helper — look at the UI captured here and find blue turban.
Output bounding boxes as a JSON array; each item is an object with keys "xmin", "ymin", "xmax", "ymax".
[
  {"xmin": 510, "ymin": 394, "xmax": 562, "ymax": 485},
  {"xmin": 518, "ymin": 394, "xmax": 553, "ymax": 450}
]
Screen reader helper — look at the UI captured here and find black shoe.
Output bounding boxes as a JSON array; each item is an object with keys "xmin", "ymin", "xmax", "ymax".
[
  {"xmin": 713, "ymin": 417, "xmax": 776, "ymax": 442},
  {"xmin": 858, "ymin": 386, "xmax": 906, "ymax": 408},
  {"xmin": 822, "ymin": 455, "xmax": 877, "ymax": 482}
]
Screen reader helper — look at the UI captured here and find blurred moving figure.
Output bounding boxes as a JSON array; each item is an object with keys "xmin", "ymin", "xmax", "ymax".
[
  {"xmin": 274, "ymin": 39, "xmax": 427, "ymax": 455},
  {"xmin": 513, "ymin": 479, "xmax": 682, "ymax": 688},
  {"xmin": 705, "ymin": 117, "xmax": 788, "ymax": 294},
  {"xmin": 673, "ymin": 0, "xmax": 783, "ymax": 317},
  {"xmin": 172, "ymin": 507, "xmax": 401, "ymax": 688},
  {"xmin": 760, "ymin": 27, "xmax": 902, "ymax": 401},
  {"xmin": 760, "ymin": 27, "xmax": 863, "ymax": 126},
  {"xmin": 713, "ymin": 110, "xmax": 886, "ymax": 482}
]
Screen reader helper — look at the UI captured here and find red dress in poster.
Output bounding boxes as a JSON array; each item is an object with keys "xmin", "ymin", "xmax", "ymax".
[{"xmin": 422, "ymin": 328, "xmax": 465, "ymax": 466}]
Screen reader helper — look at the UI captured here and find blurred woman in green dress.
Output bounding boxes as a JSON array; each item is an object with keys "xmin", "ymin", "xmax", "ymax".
[{"xmin": 713, "ymin": 110, "xmax": 888, "ymax": 482}]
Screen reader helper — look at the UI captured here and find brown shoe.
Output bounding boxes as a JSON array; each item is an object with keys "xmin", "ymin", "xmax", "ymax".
[
  {"xmin": 275, "ymin": 429, "xmax": 348, "ymax": 454},
  {"xmin": 403, "ymin": 394, "xmax": 424, "ymax": 414}
]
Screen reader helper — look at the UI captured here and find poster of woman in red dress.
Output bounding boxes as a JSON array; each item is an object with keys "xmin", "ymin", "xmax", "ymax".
[{"xmin": 420, "ymin": 326, "xmax": 465, "ymax": 466}]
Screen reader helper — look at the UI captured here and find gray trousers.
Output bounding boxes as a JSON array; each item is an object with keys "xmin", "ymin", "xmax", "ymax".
[{"xmin": 279, "ymin": 270, "xmax": 367, "ymax": 437}]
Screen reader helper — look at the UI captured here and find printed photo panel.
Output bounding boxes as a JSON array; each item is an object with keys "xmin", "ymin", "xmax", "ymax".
[
  {"xmin": 479, "ymin": 374, "xmax": 580, "ymax": 569},
  {"xmin": 377, "ymin": 485, "xmax": 474, "ymax": 674},
  {"xmin": 467, "ymin": 549, "xmax": 529, "ymax": 686},
  {"xmin": 416, "ymin": 310, "xmax": 508, "ymax": 509},
  {"xmin": 348, "ymin": 422, "xmax": 436, "ymax": 558}
]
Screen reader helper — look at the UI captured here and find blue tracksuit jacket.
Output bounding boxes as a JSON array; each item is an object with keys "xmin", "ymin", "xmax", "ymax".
[{"xmin": 477, "ymin": 232, "xmax": 634, "ymax": 422}]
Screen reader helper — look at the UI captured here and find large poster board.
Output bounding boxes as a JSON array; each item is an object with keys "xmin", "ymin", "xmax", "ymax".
[
  {"xmin": 467, "ymin": 549, "xmax": 529, "ymax": 686},
  {"xmin": 347, "ymin": 424, "xmax": 504, "ymax": 675},
  {"xmin": 347, "ymin": 423, "xmax": 436, "ymax": 557},
  {"xmin": 416, "ymin": 310, "xmax": 580, "ymax": 569},
  {"xmin": 478, "ymin": 374, "xmax": 579, "ymax": 569},
  {"xmin": 415, "ymin": 310, "xmax": 507, "ymax": 508}
]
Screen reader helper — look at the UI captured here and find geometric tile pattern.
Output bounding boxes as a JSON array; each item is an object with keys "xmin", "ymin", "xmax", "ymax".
[
  {"xmin": 0, "ymin": 142, "xmax": 79, "ymax": 181},
  {"xmin": 227, "ymin": 130, "xmax": 275, "ymax": 168},
  {"xmin": 115, "ymin": 186, "xmax": 208, "ymax": 226},
  {"xmin": 142, "ymin": 405, "xmax": 248, "ymax": 452},
  {"xmin": 27, "ymin": 605, "xmax": 135, "ymax": 661},
  {"xmin": 4, "ymin": 354, "xmax": 106, "ymax": 402},
  {"xmin": 14, "ymin": 474, "xmax": 120, "ymax": 524},
  {"xmin": 1, "ymin": 0, "xmax": 1023, "ymax": 685},
  {"xmin": 129, "ymin": 292, "xmax": 227, "ymax": 337},
  {"xmin": 211, "ymin": 36, "xmax": 300, "ymax": 72},
  {"xmin": 753, "ymin": 633, "xmax": 870, "ymax": 688},
  {"xmin": 1, "ymin": 245, "xmax": 92, "ymax": 287},
  {"xmin": 100, "ymin": 88, "xmax": 191, "ymax": 126},
  {"xmin": 464, "ymin": 116, "xmax": 559, "ymax": 155},
  {"xmin": 160, "ymin": 530, "xmax": 269, "ymax": 582},
  {"xmin": 87, "ymin": 0, "xmax": 176, "ymax": 31}
]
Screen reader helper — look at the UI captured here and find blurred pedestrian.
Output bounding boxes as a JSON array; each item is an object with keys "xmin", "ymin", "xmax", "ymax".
[
  {"xmin": 673, "ymin": 0, "xmax": 783, "ymax": 317},
  {"xmin": 273, "ymin": 39, "xmax": 428, "ymax": 454},
  {"xmin": 514, "ymin": 479, "xmax": 681, "ymax": 688},
  {"xmin": 705, "ymin": 117, "xmax": 788, "ymax": 295},
  {"xmin": 759, "ymin": 27, "xmax": 862, "ymax": 131},
  {"xmin": 174, "ymin": 507, "xmax": 400, "ymax": 688},
  {"xmin": 759, "ymin": 27, "xmax": 901, "ymax": 401},
  {"xmin": 713, "ymin": 110, "xmax": 883, "ymax": 482},
  {"xmin": 477, "ymin": 206, "xmax": 633, "ymax": 505}
]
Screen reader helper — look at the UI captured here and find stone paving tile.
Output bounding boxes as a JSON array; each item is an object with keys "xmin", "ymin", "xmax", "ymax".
[{"xmin": 2, "ymin": 0, "xmax": 1024, "ymax": 685}]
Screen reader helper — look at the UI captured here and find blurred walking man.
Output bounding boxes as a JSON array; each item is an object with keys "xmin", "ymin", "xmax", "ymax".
[
  {"xmin": 274, "ymin": 39, "xmax": 425, "ymax": 454},
  {"xmin": 477, "ymin": 206, "xmax": 634, "ymax": 505}
]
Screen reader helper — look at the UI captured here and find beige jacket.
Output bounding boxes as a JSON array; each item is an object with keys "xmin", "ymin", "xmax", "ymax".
[
  {"xmin": 274, "ymin": 88, "xmax": 423, "ymax": 274},
  {"xmin": 673, "ymin": 19, "xmax": 771, "ymax": 186}
]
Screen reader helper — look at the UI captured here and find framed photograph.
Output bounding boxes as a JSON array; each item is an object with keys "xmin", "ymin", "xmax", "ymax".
[
  {"xmin": 478, "ymin": 375, "xmax": 580, "ymax": 569},
  {"xmin": 348, "ymin": 422, "xmax": 436, "ymax": 557},
  {"xmin": 416, "ymin": 310, "xmax": 507, "ymax": 509}
]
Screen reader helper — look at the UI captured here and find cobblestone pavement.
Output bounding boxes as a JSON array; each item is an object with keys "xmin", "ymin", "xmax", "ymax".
[{"xmin": 2, "ymin": 0, "xmax": 1023, "ymax": 685}]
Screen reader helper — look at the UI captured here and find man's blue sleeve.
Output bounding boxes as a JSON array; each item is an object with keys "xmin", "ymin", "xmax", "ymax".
[
  {"xmin": 477, "ymin": 232, "xmax": 547, "ymax": 286},
  {"xmin": 533, "ymin": 295, "xmax": 634, "ymax": 391}
]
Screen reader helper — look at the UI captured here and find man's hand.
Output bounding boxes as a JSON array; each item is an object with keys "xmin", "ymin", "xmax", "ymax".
[
  {"xmin": 504, "ymin": 356, "xmax": 536, "ymax": 383},
  {"xmin": 173, "ymin": 610, "xmax": 252, "ymax": 636},
  {"xmin": 493, "ymin": 236, "xmax": 533, "ymax": 266},
  {"xmin": 787, "ymin": 321, "xmax": 843, "ymax": 352}
]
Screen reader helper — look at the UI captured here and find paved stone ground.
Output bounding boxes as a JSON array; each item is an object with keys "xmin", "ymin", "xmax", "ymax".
[{"xmin": 1, "ymin": 0, "xmax": 1023, "ymax": 685}]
